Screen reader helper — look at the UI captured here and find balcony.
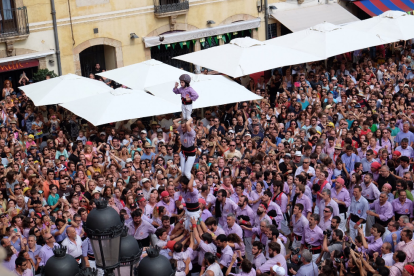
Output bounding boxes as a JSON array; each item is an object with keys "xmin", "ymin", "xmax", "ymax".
[
  {"xmin": 153, "ymin": 0, "xmax": 189, "ymax": 18},
  {"xmin": 0, "ymin": 7, "xmax": 29, "ymax": 41}
]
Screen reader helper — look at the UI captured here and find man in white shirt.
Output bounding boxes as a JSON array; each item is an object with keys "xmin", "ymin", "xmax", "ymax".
[
  {"xmin": 61, "ymin": 226, "xmax": 83, "ymax": 262},
  {"xmin": 380, "ymin": 242, "xmax": 395, "ymax": 267}
]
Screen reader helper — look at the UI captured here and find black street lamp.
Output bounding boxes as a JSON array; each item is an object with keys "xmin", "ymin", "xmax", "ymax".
[
  {"xmin": 114, "ymin": 227, "xmax": 142, "ymax": 276},
  {"xmin": 137, "ymin": 246, "xmax": 174, "ymax": 276},
  {"xmin": 83, "ymin": 199, "xmax": 124, "ymax": 276},
  {"xmin": 43, "ymin": 245, "xmax": 79, "ymax": 276}
]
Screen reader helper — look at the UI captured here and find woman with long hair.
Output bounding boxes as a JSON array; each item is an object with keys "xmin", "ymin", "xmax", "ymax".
[
  {"xmin": 152, "ymin": 206, "xmax": 167, "ymax": 227},
  {"xmin": 2, "ymin": 79, "xmax": 13, "ymax": 98}
]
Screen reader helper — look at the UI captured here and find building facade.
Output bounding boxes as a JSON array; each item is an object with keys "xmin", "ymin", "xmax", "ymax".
[
  {"xmin": 30, "ymin": 0, "xmax": 272, "ymax": 76},
  {"xmin": 0, "ymin": 0, "xmax": 57, "ymax": 89}
]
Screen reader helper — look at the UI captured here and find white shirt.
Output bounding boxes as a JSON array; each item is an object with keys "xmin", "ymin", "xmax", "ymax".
[
  {"xmin": 62, "ymin": 235, "xmax": 83, "ymax": 258},
  {"xmin": 382, "ymin": 252, "xmax": 395, "ymax": 267}
]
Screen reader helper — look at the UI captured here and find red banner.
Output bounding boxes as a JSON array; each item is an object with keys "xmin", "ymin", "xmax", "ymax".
[{"xmin": 0, "ymin": 59, "xmax": 39, "ymax": 73}]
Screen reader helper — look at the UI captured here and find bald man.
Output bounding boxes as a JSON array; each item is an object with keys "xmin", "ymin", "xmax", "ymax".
[{"xmin": 61, "ymin": 226, "xmax": 82, "ymax": 262}]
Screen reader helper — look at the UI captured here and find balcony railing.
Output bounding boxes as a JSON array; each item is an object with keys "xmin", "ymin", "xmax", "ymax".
[
  {"xmin": 153, "ymin": 0, "xmax": 189, "ymax": 17},
  {"xmin": 0, "ymin": 7, "xmax": 29, "ymax": 38}
]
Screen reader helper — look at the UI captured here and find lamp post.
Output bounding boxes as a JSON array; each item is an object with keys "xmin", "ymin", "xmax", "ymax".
[
  {"xmin": 83, "ymin": 199, "xmax": 124, "ymax": 276},
  {"xmin": 114, "ymin": 227, "xmax": 142, "ymax": 276},
  {"xmin": 137, "ymin": 246, "xmax": 174, "ymax": 276},
  {"xmin": 43, "ymin": 245, "xmax": 80, "ymax": 276}
]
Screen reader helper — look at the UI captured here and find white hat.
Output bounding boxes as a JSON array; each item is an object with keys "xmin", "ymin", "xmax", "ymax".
[
  {"xmin": 142, "ymin": 178, "xmax": 150, "ymax": 183},
  {"xmin": 272, "ymin": 265, "xmax": 286, "ymax": 276},
  {"xmin": 141, "ymin": 130, "xmax": 147, "ymax": 134},
  {"xmin": 126, "ymin": 158, "xmax": 132, "ymax": 163},
  {"xmin": 100, "ymin": 132, "xmax": 106, "ymax": 136},
  {"xmin": 228, "ymin": 129, "xmax": 235, "ymax": 134},
  {"xmin": 295, "ymin": 151, "xmax": 302, "ymax": 157}
]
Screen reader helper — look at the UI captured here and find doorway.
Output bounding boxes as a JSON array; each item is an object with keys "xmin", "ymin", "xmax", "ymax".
[{"xmin": 79, "ymin": 45, "xmax": 117, "ymax": 77}]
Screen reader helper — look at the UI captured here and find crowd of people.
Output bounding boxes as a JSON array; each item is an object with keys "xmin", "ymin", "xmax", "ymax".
[{"xmin": 2, "ymin": 42, "xmax": 414, "ymax": 276}]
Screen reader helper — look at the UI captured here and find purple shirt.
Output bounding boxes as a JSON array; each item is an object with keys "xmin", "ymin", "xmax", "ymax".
[
  {"xmin": 223, "ymin": 222, "xmax": 243, "ymax": 238},
  {"xmin": 249, "ymin": 190, "xmax": 263, "ymax": 212},
  {"xmin": 258, "ymin": 254, "xmax": 287, "ymax": 275},
  {"xmin": 331, "ymin": 187, "xmax": 351, "ymax": 208},
  {"xmin": 126, "ymin": 219, "xmax": 156, "ymax": 240},
  {"xmin": 39, "ymin": 243, "xmax": 59, "ymax": 266},
  {"xmin": 198, "ymin": 242, "xmax": 217, "ymax": 266},
  {"xmin": 267, "ymin": 201, "xmax": 284, "ymax": 225},
  {"xmin": 173, "ymin": 86, "xmax": 199, "ymax": 101},
  {"xmin": 180, "ymin": 185, "xmax": 199, "ymax": 204},
  {"xmin": 218, "ymin": 198, "xmax": 238, "ymax": 226},
  {"xmin": 156, "ymin": 199, "xmax": 176, "ymax": 215},
  {"xmin": 301, "ymin": 225, "xmax": 324, "ymax": 247},
  {"xmin": 3, "ymin": 253, "xmax": 17, "ymax": 271},
  {"xmin": 392, "ymin": 198, "xmax": 414, "ymax": 218},
  {"xmin": 219, "ymin": 245, "xmax": 235, "ymax": 268},
  {"xmin": 273, "ymin": 192, "xmax": 288, "ymax": 213},
  {"xmin": 253, "ymin": 253, "xmax": 266, "ymax": 269},
  {"xmin": 233, "ymin": 269, "xmax": 256, "ymax": 276},
  {"xmin": 291, "ymin": 214, "xmax": 309, "ymax": 236},
  {"xmin": 201, "ymin": 209, "xmax": 212, "ymax": 221},
  {"xmin": 295, "ymin": 194, "xmax": 312, "ymax": 217},
  {"xmin": 319, "ymin": 198, "xmax": 340, "ymax": 217},
  {"xmin": 236, "ymin": 205, "xmax": 255, "ymax": 237},
  {"xmin": 177, "ymin": 125, "xmax": 196, "ymax": 148},
  {"xmin": 366, "ymin": 235, "xmax": 383, "ymax": 255},
  {"xmin": 369, "ymin": 200, "xmax": 394, "ymax": 222},
  {"xmin": 318, "ymin": 217, "xmax": 332, "ymax": 231},
  {"xmin": 360, "ymin": 182, "xmax": 380, "ymax": 201}
]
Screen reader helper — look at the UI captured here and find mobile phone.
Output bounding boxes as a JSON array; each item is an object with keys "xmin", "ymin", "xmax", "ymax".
[
  {"xmin": 294, "ymin": 82, "xmax": 300, "ymax": 88},
  {"xmin": 13, "ymin": 228, "xmax": 17, "ymax": 233}
]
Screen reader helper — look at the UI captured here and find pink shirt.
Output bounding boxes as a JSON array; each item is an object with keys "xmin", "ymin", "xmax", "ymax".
[{"xmin": 396, "ymin": 240, "xmax": 414, "ymax": 263}]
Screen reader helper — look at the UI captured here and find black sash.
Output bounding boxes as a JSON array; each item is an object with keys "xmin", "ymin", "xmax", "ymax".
[
  {"xmin": 181, "ymin": 98, "xmax": 193, "ymax": 105},
  {"xmin": 350, "ymin": 213, "xmax": 366, "ymax": 224},
  {"xmin": 375, "ymin": 216, "xmax": 392, "ymax": 227},
  {"xmin": 186, "ymin": 202, "xmax": 200, "ymax": 211},
  {"xmin": 182, "ymin": 145, "xmax": 196, "ymax": 157}
]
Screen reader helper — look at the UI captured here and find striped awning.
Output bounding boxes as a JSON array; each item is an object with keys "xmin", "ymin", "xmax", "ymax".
[{"xmin": 354, "ymin": 0, "xmax": 414, "ymax": 16}]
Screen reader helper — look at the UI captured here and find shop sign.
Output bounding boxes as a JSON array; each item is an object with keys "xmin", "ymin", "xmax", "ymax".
[{"xmin": 0, "ymin": 59, "xmax": 39, "ymax": 73}]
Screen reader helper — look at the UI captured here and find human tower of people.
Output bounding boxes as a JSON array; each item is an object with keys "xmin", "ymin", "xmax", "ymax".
[{"xmin": 3, "ymin": 43, "xmax": 414, "ymax": 276}]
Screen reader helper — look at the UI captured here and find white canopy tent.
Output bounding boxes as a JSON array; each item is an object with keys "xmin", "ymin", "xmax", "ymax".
[
  {"xmin": 19, "ymin": 74, "xmax": 111, "ymax": 106},
  {"xmin": 60, "ymin": 88, "xmax": 181, "ymax": 126},
  {"xmin": 145, "ymin": 74, "xmax": 262, "ymax": 109},
  {"xmin": 173, "ymin": 37, "xmax": 321, "ymax": 78},
  {"xmin": 267, "ymin": 22, "xmax": 393, "ymax": 60},
  {"xmin": 343, "ymin": 11, "xmax": 414, "ymax": 42},
  {"xmin": 96, "ymin": 59, "xmax": 187, "ymax": 90}
]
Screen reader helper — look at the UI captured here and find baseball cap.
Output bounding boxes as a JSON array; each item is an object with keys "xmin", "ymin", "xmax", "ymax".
[
  {"xmin": 327, "ymin": 122, "xmax": 334, "ymax": 127},
  {"xmin": 331, "ymin": 77, "xmax": 337, "ymax": 80},
  {"xmin": 23, "ymin": 187, "xmax": 31, "ymax": 194},
  {"xmin": 142, "ymin": 178, "xmax": 150, "ymax": 183},
  {"xmin": 271, "ymin": 265, "xmax": 286, "ymax": 276},
  {"xmin": 100, "ymin": 132, "xmax": 106, "ymax": 136},
  {"xmin": 198, "ymin": 198, "xmax": 206, "ymax": 205},
  {"xmin": 126, "ymin": 158, "xmax": 132, "ymax": 163},
  {"xmin": 141, "ymin": 130, "xmax": 147, "ymax": 134},
  {"xmin": 166, "ymin": 240, "xmax": 176, "ymax": 251},
  {"xmin": 294, "ymin": 151, "xmax": 302, "ymax": 157},
  {"xmin": 150, "ymin": 121, "xmax": 157, "ymax": 125},
  {"xmin": 325, "ymin": 105, "xmax": 332, "ymax": 109},
  {"xmin": 336, "ymin": 178, "xmax": 344, "ymax": 186},
  {"xmin": 161, "ymin": 191, "xmax": 169, "ymax": 198}
]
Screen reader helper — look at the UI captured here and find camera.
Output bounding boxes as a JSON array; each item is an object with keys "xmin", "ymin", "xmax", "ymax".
[
  {"xmin": 323, "ymin": 229, "xmax": 332, "ymax": 238},
  {"xmin": 289, "ymin": 246, "xmax": 300, "ymax": 256}
]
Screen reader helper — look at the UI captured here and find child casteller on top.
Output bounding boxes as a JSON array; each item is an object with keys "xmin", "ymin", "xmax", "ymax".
[{"xmin": 173, "ymin": 74, "xmax": 199, "ymax": 120}]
